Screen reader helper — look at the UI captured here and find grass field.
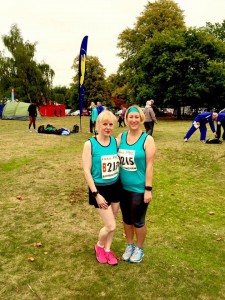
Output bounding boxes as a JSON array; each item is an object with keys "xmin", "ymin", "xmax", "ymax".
[{"xmin": 0, "ymin": 116, "xmax": 225, "ymax": 300}]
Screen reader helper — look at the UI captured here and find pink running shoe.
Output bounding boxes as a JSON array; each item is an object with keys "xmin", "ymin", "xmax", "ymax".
[
  {"xmin": 105, "ymin": 251, "xmax": 118, "ymax": 266},
  {"xmin": 94, "ymin": 244, "xmax": 107, "ymax": 264}
]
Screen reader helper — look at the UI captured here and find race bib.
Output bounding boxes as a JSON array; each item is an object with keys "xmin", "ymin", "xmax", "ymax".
[
  {"xmin": 118, "ymin": 149, "xmax": 137, "ymax": 171},
  {"xmin": 101, "ymin": 154, "xmax": 119, "ymax": 179}
]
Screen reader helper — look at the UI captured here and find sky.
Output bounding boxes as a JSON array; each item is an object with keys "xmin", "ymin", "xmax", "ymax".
[{"xmin": 0, "ymin": 0, "xmax": 225, "ymax": 87}]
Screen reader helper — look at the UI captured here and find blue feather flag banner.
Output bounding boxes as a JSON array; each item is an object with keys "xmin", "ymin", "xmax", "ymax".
[{"xmin": 78, "ymin": 36, "xmax": 88, "ymax": 116}]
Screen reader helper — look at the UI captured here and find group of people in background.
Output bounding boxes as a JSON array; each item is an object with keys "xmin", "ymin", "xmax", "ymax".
[
  {"xmin": 184, "ymin": 111, "xmax": 225, "ymax": 142},
  {"xmin": 89, "ymin": 99, "xmax": 159, "ymax": 138},
  {"xmin": 82, "ymin": 105, "xmax": 156, "ymax": 265}
]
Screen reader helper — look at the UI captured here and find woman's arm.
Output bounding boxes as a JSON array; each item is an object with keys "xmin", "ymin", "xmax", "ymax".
[
  {"xmin": 116, "ymin": 133, "xmax": 122, "ymax": 148},
  {"xmin": 82, "ymin": 141, "xmax": 97, "ymax": 193},
  {"xmin": 144, "ymin": 135, "xmax": 156, "ymax": 203},
  {"xmin": 82, "ymin": 140, "xmax": 108, "ymax": 209}
]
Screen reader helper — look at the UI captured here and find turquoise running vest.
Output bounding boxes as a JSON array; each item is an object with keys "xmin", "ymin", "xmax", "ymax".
[
  {"xmin": 90, "ymin": 136, "xmax": 119, "ymax": 184},
  {"xmin": 118, "ymin": 132, "xmax": 148, "ymax": 193}
]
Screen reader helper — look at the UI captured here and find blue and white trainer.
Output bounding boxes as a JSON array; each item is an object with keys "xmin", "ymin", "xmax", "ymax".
[
  {"xmin": 122, "ymin": 244, "xmax": 135, "ymax": 261},
  {"xmin": 129, "ymin": 247, "xmax": 144, "ymax": 263}
]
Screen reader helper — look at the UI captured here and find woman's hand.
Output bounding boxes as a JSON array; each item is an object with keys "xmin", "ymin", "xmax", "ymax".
[
  {"xmin": 144, "ymin": 190, "xmax": 152, "ymax": 203},
  {"xmin": 96, "ymin": 194, "xmax": 109, "ymax": 209}
]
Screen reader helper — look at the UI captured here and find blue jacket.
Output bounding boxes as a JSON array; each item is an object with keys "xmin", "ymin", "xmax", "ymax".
[
  {"xmin": 194, "ymin": 112, "xmax": 216, "ymax": 132},
  {"xmin": 217, "ymin": 112, "xmax": 225, "ymax": 122},
  {"xmin": 97, "ymin": 105, "xmax": 104, "ymax": 114}
]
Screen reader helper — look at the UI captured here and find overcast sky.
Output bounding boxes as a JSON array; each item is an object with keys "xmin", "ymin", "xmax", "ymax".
[{"xmin": 0, "ymin": 0, "xmax": 225, "ymax": 87}]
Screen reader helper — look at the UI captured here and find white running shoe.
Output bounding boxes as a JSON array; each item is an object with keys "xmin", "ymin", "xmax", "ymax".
[{"xmin": 122, "ymin": 244, "xmax": 135, "ymax": 261}]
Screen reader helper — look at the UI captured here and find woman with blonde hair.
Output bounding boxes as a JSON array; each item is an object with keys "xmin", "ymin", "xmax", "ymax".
[
  {"xmin": 117, "ymin": 105, "xmax": 156, "ymax": 263},
  {"xmin": 89, "ymin": 102, "xmax": 98, "ymax": 134},
  {"xmin": 82, "ymin": 110, "xmax": 121, "ymax": 265}
]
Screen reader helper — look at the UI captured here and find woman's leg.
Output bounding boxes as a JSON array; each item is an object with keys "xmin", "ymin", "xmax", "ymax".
[
  {"xmin": 135, "ymin": 225, "xmax": 147, "ymax": 248},
  {"xmin": 33, "ymin": 117, "xmax": 36, "ymax": 129},
  {"xmin": 89, "ymin": 118, "xmax": 93, "ymax": 133},
  {"xmin": 97, "ymin": 206, "xmax": 116, "ymax": 249},
  {"xmin": 123, "ymin": 223, "xmax": 134, "ymax": 244},
  {"xmin": 93, "ymin": 121, "xmax": 96, "ymax": 135},
  {"xmin": 29, "ymin": 116, "xmax": 32, "ymax": 129},
  {"xmin": 104, "ymin": 202, "xmax": 119, "ymax": 250}
]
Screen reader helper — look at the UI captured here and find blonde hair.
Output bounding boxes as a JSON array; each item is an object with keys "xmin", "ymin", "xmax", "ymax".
[
  {"xmin": 90, "ymin": 102, "xmax": 96, "ymax": 108},
  {"xmin": 124, "ymin": 105, "xmax": 145, "ymax": 125},
  {"xmin": 96, "ymin": 110, "xmax": 117, "ymax": 129}
]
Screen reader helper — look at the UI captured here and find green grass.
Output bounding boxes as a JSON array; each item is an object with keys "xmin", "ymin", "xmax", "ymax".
[{"xmin": 0, "ymin": 116, "xmax": 225, "ymax": 299}]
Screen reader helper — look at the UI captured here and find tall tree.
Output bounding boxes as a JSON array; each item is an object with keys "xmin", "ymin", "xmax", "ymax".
[
  {"xmin": 117, "ymin": 0, "xmax": 185, "ymax": 103},
  {"xmin": 0, "ymin": 24, "xmax": 54, "ymax": 102},
  {"xmin": 136, "ymin": 28, "xmax": 225, "ymax": 112},
  {"xmin": 106, "ymin": 73, "xmax": 132, "ymax": 105},
  {"xmin": 52, "ymin": 85, "xmax": 71, "ymax": 107},
  {"xmin": 72, "ymin": 55, "xmax": 111, "ymax": 109}
]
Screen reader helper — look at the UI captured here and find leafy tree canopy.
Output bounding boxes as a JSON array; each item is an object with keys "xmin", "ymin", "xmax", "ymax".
[
  {"xmin": 72, "ymin": 55, "xmax": 112, "ymax": 109},
  {"xmin": 115, "ymin": 0, "xmax": 225, "ymax": 113},
  {"xmin": 0, "ymin": 24, "xmax": 54, "ymax": 103}
]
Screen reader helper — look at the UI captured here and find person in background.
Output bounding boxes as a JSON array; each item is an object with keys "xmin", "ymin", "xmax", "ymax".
[
  {"xmin": 89, "ymin": 102, "xmax": 98, "ymax": 134},
  {"xmin": 117, "ymin": 105, "xmax": 156, "ymax": 263},
  {"xmin": 143, "ymin": 100, "xmax": 157, "ymax": 136},
  {"xmin": 28, "ymin": 101, "xmax": 38, "ymax": 132},
  {"xmin": 184, "ymin": 112, "xmax": 218, "ymax": 142},
  {"xmin": 216, "ymin": 112, "xmax": 225, "ymax": 140},
  {"xmin": 149, "ymin": 99, "xmax": 159, "ymax": 116},
  {"xmin": 121, "ymin": 104, "xmax": 127, "ymax": 127},
  {"xmin": 97, "ymin": 101, "xmax": 104, "ymax": 115},
  {"xmin": 82, "ymin": 110, "xmax": 121, "ymax": 266},
  {"xmin": 118, "ymin": 115, "xmax": 123, "ymax": 127}
]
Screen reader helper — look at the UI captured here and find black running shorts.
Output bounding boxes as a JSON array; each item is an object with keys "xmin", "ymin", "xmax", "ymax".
[
  {"xmin": 120, "ymin": 189, "xmax": 149, "ymax": 228},
  {"xmin": 89, "ymin": 179, "xmax": 122, "ymax": 208}
]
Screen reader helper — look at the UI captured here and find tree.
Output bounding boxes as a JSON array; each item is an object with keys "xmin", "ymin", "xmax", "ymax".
[
  {"xmin": 72, "ymin": 55, "xmax": 111, "ymax": 109},
  {"xmin": 116, "ymin": 0, "xmax": 225, "ymax": 112},
  {"xmin": 117, "ymin": 0, "xmax": 185, "ymax": 103},
  {"xmin": 106, "ymin": 73, "xmax": 132, "ymax": 105},
  {"xmin": 0, "ymin": 24, "xmax": 54, "ymax": 102},
  {"xmin": 136, "ymin": 27, "xmax": 225, "ymax": 113},
  {"xmin": 205, "ymin": 20, "xmax": 225, "ymax": 42},
  {"xmin": 52, "ymin": 86, "xmax": 70, "ymax": 107}
]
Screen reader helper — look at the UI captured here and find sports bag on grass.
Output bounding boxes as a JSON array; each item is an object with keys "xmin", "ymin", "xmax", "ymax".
[
  {"xmin": 206, "ymin": 138, "xmax": 222, "ymax": 144},
  {"xmin": 72, "ymin": 124, "xmax": 79, "ymax": 133}
]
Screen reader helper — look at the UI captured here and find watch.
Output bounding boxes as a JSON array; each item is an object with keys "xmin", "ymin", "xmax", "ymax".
[
  {"xmin": 92, "ymin": 190, "xmax": 99, "ymax": 197},
  {"xmin": 145, "ymin": 186, "xmax": 152, "ymax": 191}
]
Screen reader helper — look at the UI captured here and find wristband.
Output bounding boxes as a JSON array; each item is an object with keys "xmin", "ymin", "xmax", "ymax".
[
  {"xmin": 92, "ymin": 190, "xmax": 99, "ymax": 197},
  {"xmin": 145, "ymin": 186, "xmax": 152, "ymax": 191}
]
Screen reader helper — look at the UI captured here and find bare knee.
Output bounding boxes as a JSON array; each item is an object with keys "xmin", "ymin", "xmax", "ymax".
[{"xmin": 106, "ymin": 221, "xmax": 116, "ymax": 233}]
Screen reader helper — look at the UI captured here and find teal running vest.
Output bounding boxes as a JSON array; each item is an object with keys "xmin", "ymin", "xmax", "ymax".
[
  {"xmin": 90, "ymin": 136, "xmax": 119, "ymax": 184},
  {"xmin": 118, "ymin": 132, "xmax": 148, "ymax": 193}
]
